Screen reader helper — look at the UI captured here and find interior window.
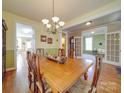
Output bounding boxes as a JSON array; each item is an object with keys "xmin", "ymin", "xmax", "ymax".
[{"xmin": 85, "ymin": 37, "xmax": 92, "ymax": 51}]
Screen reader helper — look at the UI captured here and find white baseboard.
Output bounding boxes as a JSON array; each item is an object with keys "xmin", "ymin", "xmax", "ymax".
[{"xmin": 6, "ymin": 67, "xmax": 16, "ymax": 72}]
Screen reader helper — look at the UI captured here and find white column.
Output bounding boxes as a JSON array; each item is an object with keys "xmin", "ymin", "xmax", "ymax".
[
  {"xmin": 58, "ymin": 31, "xmax": 62, "ymax": 48},
  {"xmin": 58, "ymin": 30, "xmax": 69, "ymax": 57}
]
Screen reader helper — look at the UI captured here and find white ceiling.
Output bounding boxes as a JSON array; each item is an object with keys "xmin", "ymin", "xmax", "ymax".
[
  {"xmin": 64, "ymin": 11, "xmax": 121, "ymax": 31},
  {"xmin": 82, "ymin": 27, "xmax": 106, "ymax": 37},
  {"xmin": 3, "ymin": 0, "xmax": 115, "ymax": 22}
]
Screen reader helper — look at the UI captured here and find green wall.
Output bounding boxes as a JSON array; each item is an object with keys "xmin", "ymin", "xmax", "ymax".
[
  {"xmin": 3, "ymin": 11, "xmax": 59, "ymax": 69},
  {"xmin": 5, "ymin": 48, "xmax": 59, "ymax": 69},
  {"xmin": 83, "ymin": 34, "xmax": 105, "ymax": 54},
  {"xmin": 6, "ymin": 50, "xmax": 14, "ymax": 68},
  {"xmin": 44, "ymin": 48, "xmax": 58, "ymax": 56},
  {"xmin": 93, "ymin": 34, "xmax": 105, "ymax": 50}
]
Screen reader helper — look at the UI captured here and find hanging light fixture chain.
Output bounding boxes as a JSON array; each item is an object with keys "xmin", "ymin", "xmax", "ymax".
[
  {"xmin": 41, "ymin": 0, "xmax": 65, "ymax": 34},
  {"xmin": 53, "ymin": 0, "xmax": 54, "ymax": 17}
]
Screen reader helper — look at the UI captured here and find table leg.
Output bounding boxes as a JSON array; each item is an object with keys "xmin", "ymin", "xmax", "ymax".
[
  {"xmin": 51, "ymin": 86, "xmax": 59, "ymax": 93},
  {"xmin": 84, "ymin": 72, "xmax": 88, "ymax": 80}
]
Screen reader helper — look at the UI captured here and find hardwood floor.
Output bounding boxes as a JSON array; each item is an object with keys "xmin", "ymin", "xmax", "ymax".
[
  {"xmin": 97, "ymin": 64, "xmax": 121, "ymax": 93},
  {"xmin": 2, "ymin": 53, "xmax": 33, "ymax": 93},
  {"xmin": 2, "ymin": 53, "xmax": 121, "ymax": 93}
]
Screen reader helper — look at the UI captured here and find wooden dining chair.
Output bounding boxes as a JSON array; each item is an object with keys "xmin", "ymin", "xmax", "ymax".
[
  {"xmin": 36, "ymin": 48, "xmax": 44, "ymax": 56},
  {"xmin": 27, "ymin": 52, "xmax": 38, "ymax": 92},
  {"xmin": 27, "ymin": 52, "xmax": 40, "ymax": 93},
  {"xmin": 27, "ymin": 51, "xmax": 34, "ymax": 89},
  {"xmin": 33, "ymin": 54, "xmax": 52, "ymax": 93},
  {"xmin": 68, "ymin": 56, "xmax": 102, "ymax": 93}
]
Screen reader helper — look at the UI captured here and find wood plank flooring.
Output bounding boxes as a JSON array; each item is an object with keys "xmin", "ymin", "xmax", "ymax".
[
  {"xmin": 2, "ymin": 53, "xmax": 121, "ymax": 93},
  {"xmin": 97, "ymin": 64, "xmax": 121, "ymax": 93}
]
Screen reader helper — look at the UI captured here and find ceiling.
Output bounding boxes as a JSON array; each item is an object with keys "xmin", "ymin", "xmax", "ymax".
[
  {"xmin": 64, "ymin": 11, "xmax": 121, "ymax": 31},
  {"xmin": 3, "ymin": 0, "xmax": 116, "ymax": 22},
  {"xmin": 82, "ymin": 27, "xmax": 106, "ymax": 37}
]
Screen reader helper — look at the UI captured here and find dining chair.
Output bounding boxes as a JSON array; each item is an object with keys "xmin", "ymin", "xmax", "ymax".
[
  {"xmin": 68, "ymin": 56, "xmax": 102, "ymax": 93},
  {"xmin": 27, "ymin": 51, "xmax": 34, "ymax": 89},
  {"xmin": 27, "ymin": 52, "xmax": 38, "ymax": 92},
  {"xmin": 34, "ymin": 54, "xmax": 52, "ymax": 93},
  {"xmin": 36, "ymin": 48, "xmax": 44, "ymax": 56}
]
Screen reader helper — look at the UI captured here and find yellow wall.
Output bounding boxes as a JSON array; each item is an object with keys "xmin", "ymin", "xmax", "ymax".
[
  {"xmin": 3, "ymin": 11, "xmax": 59, "ymax": 49},
  {"xmin": 62, "ymin": 33, "xmax": 66, "ymax": 50},
  {"xmin": 2, "ymin": 11, "xmax": 59, "ymax": 69}
]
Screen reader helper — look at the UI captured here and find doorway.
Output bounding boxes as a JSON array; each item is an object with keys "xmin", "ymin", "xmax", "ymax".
[
  {"xmin": 82, "ymin": 27, "xmax": 106, "ymax": 61},
  {"xmin": 16, "ymin": 23, "xmax": 35, "ymax": 71}
]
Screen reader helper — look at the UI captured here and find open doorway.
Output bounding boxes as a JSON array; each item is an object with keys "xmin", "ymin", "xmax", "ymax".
[
  {"xmin": 82, "ymin": 27, "xmax": 106, "ymax": 61},
  {"xmin": 16, "ymin": 23, "xmax": 35, "ymax": 71}
]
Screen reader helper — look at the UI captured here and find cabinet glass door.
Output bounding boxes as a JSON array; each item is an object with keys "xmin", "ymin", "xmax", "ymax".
[{"xmin": 74, "ymin": 37, "xmax": 81, "ymax": 58}]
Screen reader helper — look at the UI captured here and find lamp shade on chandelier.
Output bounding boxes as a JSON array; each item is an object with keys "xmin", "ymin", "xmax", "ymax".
[{"xmin": 42, "ymin": 0, "xmax": 65, "ymax": 34}]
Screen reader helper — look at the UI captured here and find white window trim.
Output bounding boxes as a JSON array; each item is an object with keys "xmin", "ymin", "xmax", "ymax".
[{"xmin": 85, "ymin": 37, "xmax": 93, "ymax": 51}]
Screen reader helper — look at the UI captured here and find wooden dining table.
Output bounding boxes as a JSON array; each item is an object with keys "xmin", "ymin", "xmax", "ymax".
[{"xmin": 39, "ymin": 57, "xmax": 93, "ymax": 93}]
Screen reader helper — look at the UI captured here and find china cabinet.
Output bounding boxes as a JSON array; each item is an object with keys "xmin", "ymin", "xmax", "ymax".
[{"xmin": 2, "ymin": 19, "xmax": 7, "ymax": 80}]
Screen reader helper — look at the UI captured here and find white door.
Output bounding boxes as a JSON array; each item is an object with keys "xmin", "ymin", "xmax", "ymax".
[
  {"xmin": 106, "ymin": 31, "xmax": 121, "ymax": 66},
  {"xmin": 74, "ymin": 37, "xmax": 82, "ymax": 58}
]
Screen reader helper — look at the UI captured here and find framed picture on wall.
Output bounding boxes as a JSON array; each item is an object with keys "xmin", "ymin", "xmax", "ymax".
[
  {"xmin": 47, "ymin": 38, "xmax": 52, "ymax": 44},
  {"xmin": 41, "ymin": 35, "xmax": 46, "ymax": 42}
]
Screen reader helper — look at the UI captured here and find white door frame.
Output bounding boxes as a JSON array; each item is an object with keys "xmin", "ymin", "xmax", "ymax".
[
  {"xmin": 15, "ymin": 21, "xmax": 35, "ymax": 69},
  {"xmin": 74, "ymin": 36, "xmax": 82, "ymax": 58}
]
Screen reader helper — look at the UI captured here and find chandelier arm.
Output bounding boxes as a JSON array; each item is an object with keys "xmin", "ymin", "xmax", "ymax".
[{"xmin": 42, "ymin": 0, "xmax": 65, "ymax": 34}]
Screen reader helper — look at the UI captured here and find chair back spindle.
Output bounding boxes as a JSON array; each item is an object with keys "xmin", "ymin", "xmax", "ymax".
[
  {"xmin": 26, "ymin": 51, "xmax": 34, "ymax": 89},
  {"xmin": 37, "ymin": 55, "xmax": 45, "ymax": 92},
  {"xmin": 89, "ymin": 56, "xmax": 102, "ymax": 93},
  {"xmin": 33, "ymin": 54, "xmax": 45, "ymax": 93}
]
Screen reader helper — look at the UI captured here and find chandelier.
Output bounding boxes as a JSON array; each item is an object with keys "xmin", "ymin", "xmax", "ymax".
[{"xmin": 42, "ymin": 0, "xmax": 65, "ymax": 34}]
